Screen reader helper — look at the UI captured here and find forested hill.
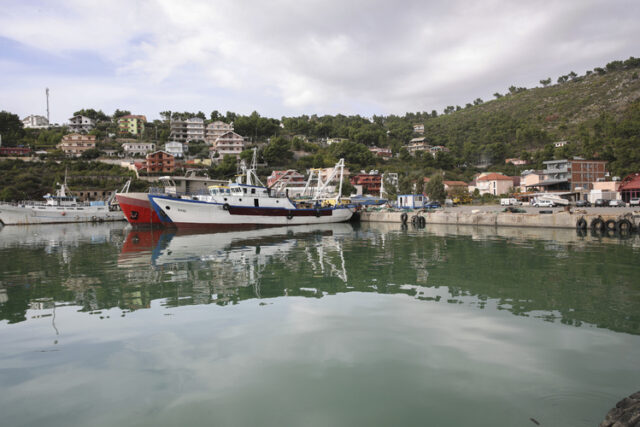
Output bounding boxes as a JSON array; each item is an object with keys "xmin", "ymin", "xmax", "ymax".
[{"xmin": 417, "ymin": 59, "xmax": 640, "ymax": 169}]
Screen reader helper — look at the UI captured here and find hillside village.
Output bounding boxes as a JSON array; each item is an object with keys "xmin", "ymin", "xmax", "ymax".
[{"xmin": 1, "ymin": 56, "xmax": 640, "ymax": 204}]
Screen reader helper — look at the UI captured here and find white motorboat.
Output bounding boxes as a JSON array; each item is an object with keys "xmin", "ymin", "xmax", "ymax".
[{"xmin": 0, "ymin": 179, "xmax": 124, "ymax": 226}]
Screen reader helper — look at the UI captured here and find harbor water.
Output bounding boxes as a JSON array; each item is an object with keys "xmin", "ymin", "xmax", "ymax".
[{"xmin": 0, "ymin": 222, "xmax": 639, "ymax": 426}]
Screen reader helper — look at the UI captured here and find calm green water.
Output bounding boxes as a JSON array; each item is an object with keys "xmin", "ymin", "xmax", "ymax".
[{"xmin": 1, "ymin": 222, "xmax": 639, "ymax": 427}]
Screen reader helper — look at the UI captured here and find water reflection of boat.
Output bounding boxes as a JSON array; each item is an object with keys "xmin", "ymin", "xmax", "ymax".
[
  {"xmin": 117, "ymin": 229, "xmax": 165, "ymax": 267},
  {"xmin": 0, "ymin": 222, "xmax": 125, "ymax": 249},
  {"xmin": 151, "ymin": 223, "xmax": 353, "ymax": 267}
]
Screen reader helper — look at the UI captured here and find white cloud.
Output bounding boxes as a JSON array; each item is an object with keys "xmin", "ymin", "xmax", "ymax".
[{"xmin": 0, "ymin": 0, "xmax": 639, "ymax": 122}]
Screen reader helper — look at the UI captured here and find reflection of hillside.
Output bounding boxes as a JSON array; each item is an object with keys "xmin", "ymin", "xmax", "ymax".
[{"xmin": 1, "ymin": 222, "xmax": 638, "ymax": 335}]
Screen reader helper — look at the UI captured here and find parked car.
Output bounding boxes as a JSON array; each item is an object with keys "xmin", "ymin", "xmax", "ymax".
[
  {"xmin": 424, "ymin": 201, "xmax": 441, "ymax": 209},
  {"xmin": 609, "ymin": 199, "xmax": 625, "ymax": 207},
  {"xmin": 500, "ymin": 198, "xmax": 522, "ymax": 206},
  {"xmin": 532, "ymin": 199, "xmax": 554, "ymax": 208},
  {"xmin": 594, "ymin": 199, "xmax": 608, "ymax": 207},
  {"xmin": 575, "ymin": 200, "xmax": 591, "ymax": 207},
  {"xmin": 630, "ymin": 197, "xmax": 640, "ymax": 207}
]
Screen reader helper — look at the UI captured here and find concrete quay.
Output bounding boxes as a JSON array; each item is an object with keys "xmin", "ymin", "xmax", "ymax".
[{"xmin": 360, "ymin": 208, "xmax": 640, "ymax": 230}]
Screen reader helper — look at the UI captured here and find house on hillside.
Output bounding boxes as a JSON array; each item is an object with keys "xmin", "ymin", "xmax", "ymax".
[
  {"xmin": 473, "ymin": 173, "xmax": 513, "ymax": 195},
  {"xmin": 122, "ymin": 141, "xmax": 155, "ymax": 157},
  {"xmin": 145, "ymin": 151, "xmax": 175, "ymax": 173},
  {"xmin": 118, "ymin": 115, "xmax": 147, "ymax": 135},
  {"xmin": 205, "ymin": 121, "xmax": 234, "ymax": 144},
  {"xmin": 57, "ymin": 134, "xmax": 96, "ymax": 156},
  {"xmin": 209, "ymin": 131, "xmax": 245, "ymax": 159},
  {"xmin": 22, "ymin": 115, "xmax": 49, "ymax": 129},
  {"xmin": 164, "ymin": 141, "xmax": 185, "ymax": 158},
  {"xmin": 67, "ymin": 115, "xmax": 95, "ymax": 133}
]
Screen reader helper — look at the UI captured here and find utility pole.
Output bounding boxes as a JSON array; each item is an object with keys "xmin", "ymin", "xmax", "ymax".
[{"xmin": 46, "ymin": 88, "xmax": 50, "ymax": 123}]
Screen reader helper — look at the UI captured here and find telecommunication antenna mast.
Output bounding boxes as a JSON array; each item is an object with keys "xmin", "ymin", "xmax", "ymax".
[{"xmin": 46, "ymin": 88, "xmax": 50, "ymax": 123}]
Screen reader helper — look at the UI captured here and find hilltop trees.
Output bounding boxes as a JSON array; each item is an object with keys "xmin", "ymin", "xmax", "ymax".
[
  {"xmin": 424, "ymin": 174, "xmax": 446, "ymax": 202},
  {"xmin": 0, "ymin": 111, "xmax": 25, "ymax": 146},
  {"xmin": 72, "ymin": 108, "xmax": 110, "ymax": 122}
]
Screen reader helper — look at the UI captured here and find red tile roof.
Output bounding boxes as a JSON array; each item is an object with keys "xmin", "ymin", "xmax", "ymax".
[{"xmin": 477, "ymin": 173, "xmax": 512, "ymax": 181}]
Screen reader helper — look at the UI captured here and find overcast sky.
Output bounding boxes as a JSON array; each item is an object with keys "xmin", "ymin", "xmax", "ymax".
[{"xmin": 1, "ymin": 0, "xmax": 639, "ymax": 124}]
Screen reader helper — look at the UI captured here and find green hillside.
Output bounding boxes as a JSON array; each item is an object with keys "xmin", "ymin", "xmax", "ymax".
[{"xmin": 420, "ymin": 63, "xmax": 640, "ymax": 166}]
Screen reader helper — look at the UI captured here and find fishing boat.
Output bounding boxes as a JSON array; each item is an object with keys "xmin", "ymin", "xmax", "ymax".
[
  {"xmin": 116, "ymin": 171, "xmax": 227, "ymax": 228},
  {"xmin": 0, "ymin": 178, "xmax": 124, "ymax": 226},
  {"xmin": 148, "ymin": 154, "xmax": 354, "ymax": 229}
]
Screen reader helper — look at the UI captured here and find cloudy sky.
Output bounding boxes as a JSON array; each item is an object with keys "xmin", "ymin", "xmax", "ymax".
[{"xmin": 1, "ymin": 0, "xmax": 639, "ymax": 123}]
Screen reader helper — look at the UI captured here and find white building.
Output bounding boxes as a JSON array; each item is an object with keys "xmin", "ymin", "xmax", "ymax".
[
  {"xmin": 186, "ymin": 117, "xmax": 205, "ymax": 142},
  {"xmin": 68, "ymin": 115, "xmax": 95, "ymax": 133},
  {"xmin": 122, "ymin": 141, "xmax": 156, "ymax": 157},
  {"xmin": 22, "ymin": 115, "xmax": 49, "ymax": 129},
  {"xmin": 205, "ymin": 121, "xmax": 233, "ymax": 144},
  {"xmin": 164, "ymin": 141, "xmax": 185, "ymax": 158},
  {"xmin": 210, "ymin": 131, "xmax": 245, "ymax": 158}
]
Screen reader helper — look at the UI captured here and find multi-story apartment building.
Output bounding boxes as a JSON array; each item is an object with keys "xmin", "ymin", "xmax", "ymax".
[
  {"xmin": 267, "ymin": 170, "xmax": 305, "ymax": 187},
  {"xmin": 67, "ymin": 115, "xmax": 95, "ymax": 133},
  {"xmin": 407, "ymin": 138, "xmax": 431, "ymax": 154},
  {"xmin": 170, "ymin": 117, "xmax": 205, "ymax": 142},
  {"xmin": 170, "ymin": 120, "xmax": 188, "ymax": 142},
  {"xmin": 205, "ymin": 121, "xmax": 234, "ymax": 144},
  {"xmin": 350, "ymin": 172, "xmax": 382, "ymax": 195},
  {"xmin": 57, "ymin": 134, "xmax": 96, "ymax": 156},
  {"xmin": 145, "ymin": 151, "xmax": 175, "ymax": 173},
  {"xmin": 118, "ymin": 115, "xmax": 147, "ymax": 135},
  {"xmin": 186, "ymin": 117, "xmax": 205, "ymax": 141},
  {"xmin": 210, "ymin": 131, "xmax": 245, "ymax": 158},
  {"xmin": 22, "ymin": 115, "xmax": 49, "ymax": 129},
  {"xmin": 540, "ymin": 159, "xmax": 607, "ymax": 192},
  {"xmin": 122, "ymin": 141, "xmax": 156, "ymax": 157}
]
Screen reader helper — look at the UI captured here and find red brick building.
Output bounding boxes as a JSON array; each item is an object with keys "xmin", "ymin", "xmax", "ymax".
[
  {"xmin": 350, "ymin": 173, "xmax": 382, "ymax": 195},
  {"xmin": 0, "ymin": 146, "xmax": 32, "ymax": 156},
  {"xmin": 620, "ymin": 173, "xmax": 640, "ymax": 203},
  {"xmin": 145, "ymin": 151, "xmax": 175, "ymax": 173}
]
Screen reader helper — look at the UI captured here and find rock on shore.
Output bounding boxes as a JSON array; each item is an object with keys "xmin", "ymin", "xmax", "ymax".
[{"xmin": 600, "ymin": 391, "xmax": 640, "ymax": 427}]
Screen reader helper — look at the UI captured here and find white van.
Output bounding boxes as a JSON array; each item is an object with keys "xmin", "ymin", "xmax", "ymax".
[{"xmin": 500, "ymin": 198, "xmax": 521, "ymax": 206}]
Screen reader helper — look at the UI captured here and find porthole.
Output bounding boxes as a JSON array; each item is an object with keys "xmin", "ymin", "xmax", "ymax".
[{"xmin": 165, "ymin": 206, "xmax": 171, "ymax": 210}]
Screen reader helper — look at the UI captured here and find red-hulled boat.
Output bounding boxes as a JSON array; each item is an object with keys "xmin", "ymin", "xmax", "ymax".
[{"xmin": 116, "ymin": 192, "xmax": 163, "ymax": 227}]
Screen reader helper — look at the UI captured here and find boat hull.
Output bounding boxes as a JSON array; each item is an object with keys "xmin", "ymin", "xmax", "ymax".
[
  {"xmin": 0, "ymin": 203, "xmax": 124, "ymax": 226},
  {"xmin": 116, "ymin": 193, "xmax": 164, "ymax": 228},
  {"xmin": 148, "ymin": 195, "xmax": 354, "ymax": 229}
]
